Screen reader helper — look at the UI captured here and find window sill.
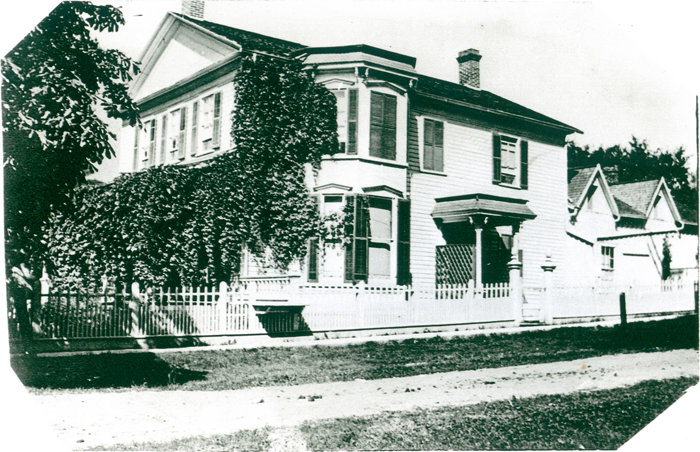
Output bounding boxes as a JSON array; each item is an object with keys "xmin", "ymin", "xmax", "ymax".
[
  {"xmin": 419, "ymin": 168, "xmax": 447, "ymax": 177},
  {"xmin": 495, "ymin": 181, "xmax": 524, "ymax": 190},
  {"xmin": 322, "ymin": 155, "xmax": 407, "ymax": 169}
]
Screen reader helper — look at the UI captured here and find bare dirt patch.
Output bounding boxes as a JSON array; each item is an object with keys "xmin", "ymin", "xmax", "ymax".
[{"xmin": 31, "ymin": 348, "xmax": 698, "ymax": 449}]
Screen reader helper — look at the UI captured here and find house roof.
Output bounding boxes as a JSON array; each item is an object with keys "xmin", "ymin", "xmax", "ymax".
[
  {"xmin": 171, "ymin": 13, "xmax": 305, "ymax": 56},
  {"xmin": 609, "ymin": 179, "xmax": 660, "ymax": 219},
  {"xmin": 171, "ymin": 13, "xmax": 579, "ymax": 135},
  {"xmin": 415, "ymin": 75, "xmax": 581, "ymax": 134},
  {"xmin": 567, "ymin": 167, "xmax": 596, "ymax": 204}
]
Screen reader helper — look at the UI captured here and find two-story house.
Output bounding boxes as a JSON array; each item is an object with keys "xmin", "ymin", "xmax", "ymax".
[
  {"xmin": 564, "ymin": 164, "xmax": 692, "ymax": 285},
  {"xmin": 120, "ymin": 9, "xmax": 581, "ymax": 291}
]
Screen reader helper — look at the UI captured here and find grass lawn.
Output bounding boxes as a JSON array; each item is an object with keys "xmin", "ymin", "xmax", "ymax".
[
  {"xmin": 11, "ymin": 315, "xmax": 698, "ymax": 392},
  {"xmin": 98, "ymin": 377, "xmax": 698, "ymax": 451}
]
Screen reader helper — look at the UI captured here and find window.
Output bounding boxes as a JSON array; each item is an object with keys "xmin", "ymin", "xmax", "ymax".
[
  {"xmin": 492, "ymin": 134, "xmax": 528, "ymax": 189},
  {"xmin": 369, "ymin": 92, "xmax": 397, "ymax": 160},
  {"xmin": 331, "ymin": 89, "xmax": 358, "ymax": 155},
  {"xmin": 368, "ymin": 197, "xmax": 392, "ymax": 278},
  {"xmin": 423, "ymin": 118, "xmax": 444, "ymax": 172},
  {"xmin": 601, "ymin": 246, "xmax": 614, "ymax": 270},
  {"xmin": 200, "ymin": 92, "xmax": 222, "ymax": 153},
  {"xmin": 167, "ymin": 107, "xmax": 187, "ymax": 160},
  {"xmin": 139, "ymin": 119, "xmax": 156, "ymax": 164}
]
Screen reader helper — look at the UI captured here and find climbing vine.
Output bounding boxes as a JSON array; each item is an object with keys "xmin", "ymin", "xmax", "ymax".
[{"xmin": 44, "ymin": 54, "xmax": 338, "ymax": 289}]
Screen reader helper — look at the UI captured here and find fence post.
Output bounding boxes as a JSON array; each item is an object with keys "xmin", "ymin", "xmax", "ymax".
[
  {"xmin": 541, "ymin": 254, "xmax": 556, "ymax": 324},
  {"xmin": 694, "ymin": 281, "xmax": 698, "ymax": 315},
  {"xmin": 508, "ymin": 256, "xmax": 523, "ymax": 326},
  {"xmin": 218, "ymin": 281, "xmax": 228, "ymax": 333},
  {"xmin": 39, "ymin": 265, "xmax": 51, "ymax": 307},
  {"xmin": 130, "ymin": 282, "xmax": 141, "ymax": 336},
  {"xmin": 619, "ymin": 292, "xmax": 627, "ymax": 326},
  {"xmin": 356, "ymin": 280, "xmax": 366, "ymax": 328}
]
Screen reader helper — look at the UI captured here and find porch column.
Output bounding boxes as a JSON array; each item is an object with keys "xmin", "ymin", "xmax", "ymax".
[{"xmin": 474, "ymin": 224, "xmax": 483, "ymax": 286}]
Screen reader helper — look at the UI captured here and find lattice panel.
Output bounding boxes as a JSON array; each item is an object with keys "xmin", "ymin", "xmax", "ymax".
[{"xmin": 436, "ymin": 244, "xmax": 475, "ymax": 285}]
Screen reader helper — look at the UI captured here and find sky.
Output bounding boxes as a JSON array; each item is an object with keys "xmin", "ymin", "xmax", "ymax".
[{"xmin": 2, "ymin": 0, "xmax": 699, "ymax": 181}]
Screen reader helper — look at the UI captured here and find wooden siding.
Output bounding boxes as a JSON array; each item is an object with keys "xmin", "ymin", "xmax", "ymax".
[{"xmin": 407, "ymin": 102, "xmax": 569, "ymax": 288}]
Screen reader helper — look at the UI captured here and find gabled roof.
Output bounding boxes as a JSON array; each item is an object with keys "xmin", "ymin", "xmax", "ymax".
[
  {"xmin": 171, "ymin": 12, "xmax": 305, "ymax": 56},
  {"xmin": 609, "ymin": 179, "xmax": 660, "ymax": 218},
  {"xmin": 567, "ymin": 164, "xmax": 619, "ymax": 219},
  {"xmin": 415, "ymin": 75, "xmax": 581, "ymax": 135},
  {"xmin": 568, "ymin": 167, "xmax": 596, "ymax": 204},
  {"xmin": 609, "ymin": 178, "xmax": 684, "ymax": 226}
]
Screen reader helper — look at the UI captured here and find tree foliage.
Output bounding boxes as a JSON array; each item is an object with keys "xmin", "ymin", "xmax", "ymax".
[
  {"xmin": 567, "ymin": 137, "xmax": 698, "ymax": 221},
  {"xmin": 44, "ymin": 54, "xmax": 338, "ymax": 288},
  {"xmin": 2, "ymin": 1, "xmax": 140, "ymax": 274}
]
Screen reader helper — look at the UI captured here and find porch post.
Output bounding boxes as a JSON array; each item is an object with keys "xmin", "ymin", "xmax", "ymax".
[
  {"xmin": 39, "ymin": 265, "xmax": 51, "ymax": 307},
  {"xmin": 508, "ymin": 223, "xmax": 523, "ymax": 325},
  {"xmin": 541, "ymin": 253, "xmax": 556, "ymax": 324},
  {"xmin": 472, "ymin": 216, "xmax": 484, "ymax": 286}
]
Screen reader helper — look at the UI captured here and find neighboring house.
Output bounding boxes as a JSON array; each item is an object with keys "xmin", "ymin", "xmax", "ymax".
[
  {"xmin": 565, "ymin": 164, "xmax": 695, "ymax": 285},
  {"xmin": 120, "ymin": 10, "xmax": 581, "ymax": 289}
]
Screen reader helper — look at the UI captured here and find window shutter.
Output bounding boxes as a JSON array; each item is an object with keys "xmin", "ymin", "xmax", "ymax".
[
  {"xmin": 423, "ymin": 119, "xmax": 434, "ymax": 170},
  {"xmin": 344, "ymin": 195, "xmax": 355, "ymax": 282},
  {"xmin": 148, "ymin": 120, "xmax": 156, "ymax": 167},
  {"xmin": 212, "ymin": 92, "xmax": 222, "ymax": 149},
  {"xmin": 178, "ymin": 106, "xmax": 187, "ymax": 160},
  {"xmin": 160, "ymin": 115, "xmax": 167, "ymax": 164},
  {"xmin": 347, "ymin": 89, "xmax": 358, "ymax": 155},
  {"xmin": 434, "ymin": 121, "xmax": 444, "ymax": 172},
  {"xmin": 369, "ymin": 93, "xmax": 383, "ymax": 158},
  {"xmin": 382, "ymin": 95, "xmax": 397, "ymax": 160},
  {"xmin": 397, "ymin": 199, "xmax": 411, "ymax": 285},
  {"xmin": 354, "ymin": 195, "xmax": 370, "ymax": 282},
  {"xmin": 132, "ymin": 126, "xmax": 140, "ymax": 171},
  {"xmin": 191, "ymin": 102, "xmax": 198, "ymax": 156},
  {"xmin": 492, "ymin": 133, "xmax": 501, "ymax": 184},
  {"xmin": 520, "ymin": 139, "xmax": 528, "ymax": 189},
  {"xmin": 308, "ymin": 195, "xmax": 320, "ymax": 282}
]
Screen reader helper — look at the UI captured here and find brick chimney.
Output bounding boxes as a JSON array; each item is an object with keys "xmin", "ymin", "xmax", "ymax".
[
  {"xmin": 182, "ymin": 0, "xmax": 205, "ymax": 19},
  {"xmin": 457, "ymin": 49, "xmax": 482, "ymax": 89}
]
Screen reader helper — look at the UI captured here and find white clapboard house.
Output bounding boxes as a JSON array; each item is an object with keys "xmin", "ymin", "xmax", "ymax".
[
  {"xmin": 119, "ymin": 9, "xmax": 583, "ymax": 293},
  {"xmin": 565, "ymin": 164, "xmax": 697, "ymax": 286}
]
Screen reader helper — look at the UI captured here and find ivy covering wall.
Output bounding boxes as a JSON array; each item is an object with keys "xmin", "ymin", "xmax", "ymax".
[{"xmin": 44, "ymin": 55, "xmax": 338, "ymax": 289}]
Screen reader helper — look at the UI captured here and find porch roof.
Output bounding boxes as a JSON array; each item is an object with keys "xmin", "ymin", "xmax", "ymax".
[{"xmin": 431, "ymin": 193, "xmax": 536, "ymax": 224}]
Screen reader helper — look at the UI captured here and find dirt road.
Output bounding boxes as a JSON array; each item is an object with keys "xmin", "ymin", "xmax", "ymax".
[{"xmin": 30, "ymin": 349, "xmax": 698, "ymax": 450}]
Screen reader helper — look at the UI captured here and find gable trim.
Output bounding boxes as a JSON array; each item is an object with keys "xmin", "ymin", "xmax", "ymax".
[
  {"xmin": 645, "ymin": 178, "xmax": 684, "ymax": 227},
  {"xmin": 570, "ymin": 164, "xmax": 620, "ymax": 221},
  {"xmin": 362, "ymin": 185, "xmax": 404, "ymax": 197}
]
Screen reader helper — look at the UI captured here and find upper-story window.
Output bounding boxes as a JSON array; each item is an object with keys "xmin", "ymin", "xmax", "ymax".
[
  {"xmin": 369, "ymin": 92, "xmax": 397, "ymax": 160},
  {"xmin": 168, "ymin": 107, "xmax": 187, "ymax": 160},
  {"xmin": 492, "ymin": 133, "xmax": 528, "ymax": 189},
  {"xmin": 199, "ymin": 92, "xmax": 222, "ymax": 154},
  {"xmin": 138, "ymin": 119, "xmax": 156, "ymax": 164},
  {"xmin": 331, "ymin": 89, "xmax": 358, "ymax": 155},
  {"xmin": 422, "ymin": 118, "xmax": 444, "ymax": 172}
]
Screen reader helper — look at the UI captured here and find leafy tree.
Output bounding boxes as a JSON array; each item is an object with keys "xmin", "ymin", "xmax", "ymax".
[
  {"xmin": 567, "ymin": 137, "xmax": 698, "ymax": 221},
  {"xmin": 2, "ymin": 1, "xmax": 140, "ymax": 338},
  {"xmin": 44, "ymin": 54, "xmax": 338, "ymax": 289},
  {"xmin": 2, "ymin": 1, "xmax": 140, "ymax": 275}
]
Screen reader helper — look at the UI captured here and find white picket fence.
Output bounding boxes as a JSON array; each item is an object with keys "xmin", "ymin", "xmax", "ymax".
[
  {"xmin": 551, "ymin": 279, "xmax": 697, "ymax": 320},
  {"xmin": 15, "ymin": 276, "xmax": 696, "ymax": 341}
]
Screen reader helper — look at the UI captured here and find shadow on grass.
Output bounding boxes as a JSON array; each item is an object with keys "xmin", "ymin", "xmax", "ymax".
[{"xmin": 10, "ymin": 351, "xmax": 208, "ymax": 390}]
